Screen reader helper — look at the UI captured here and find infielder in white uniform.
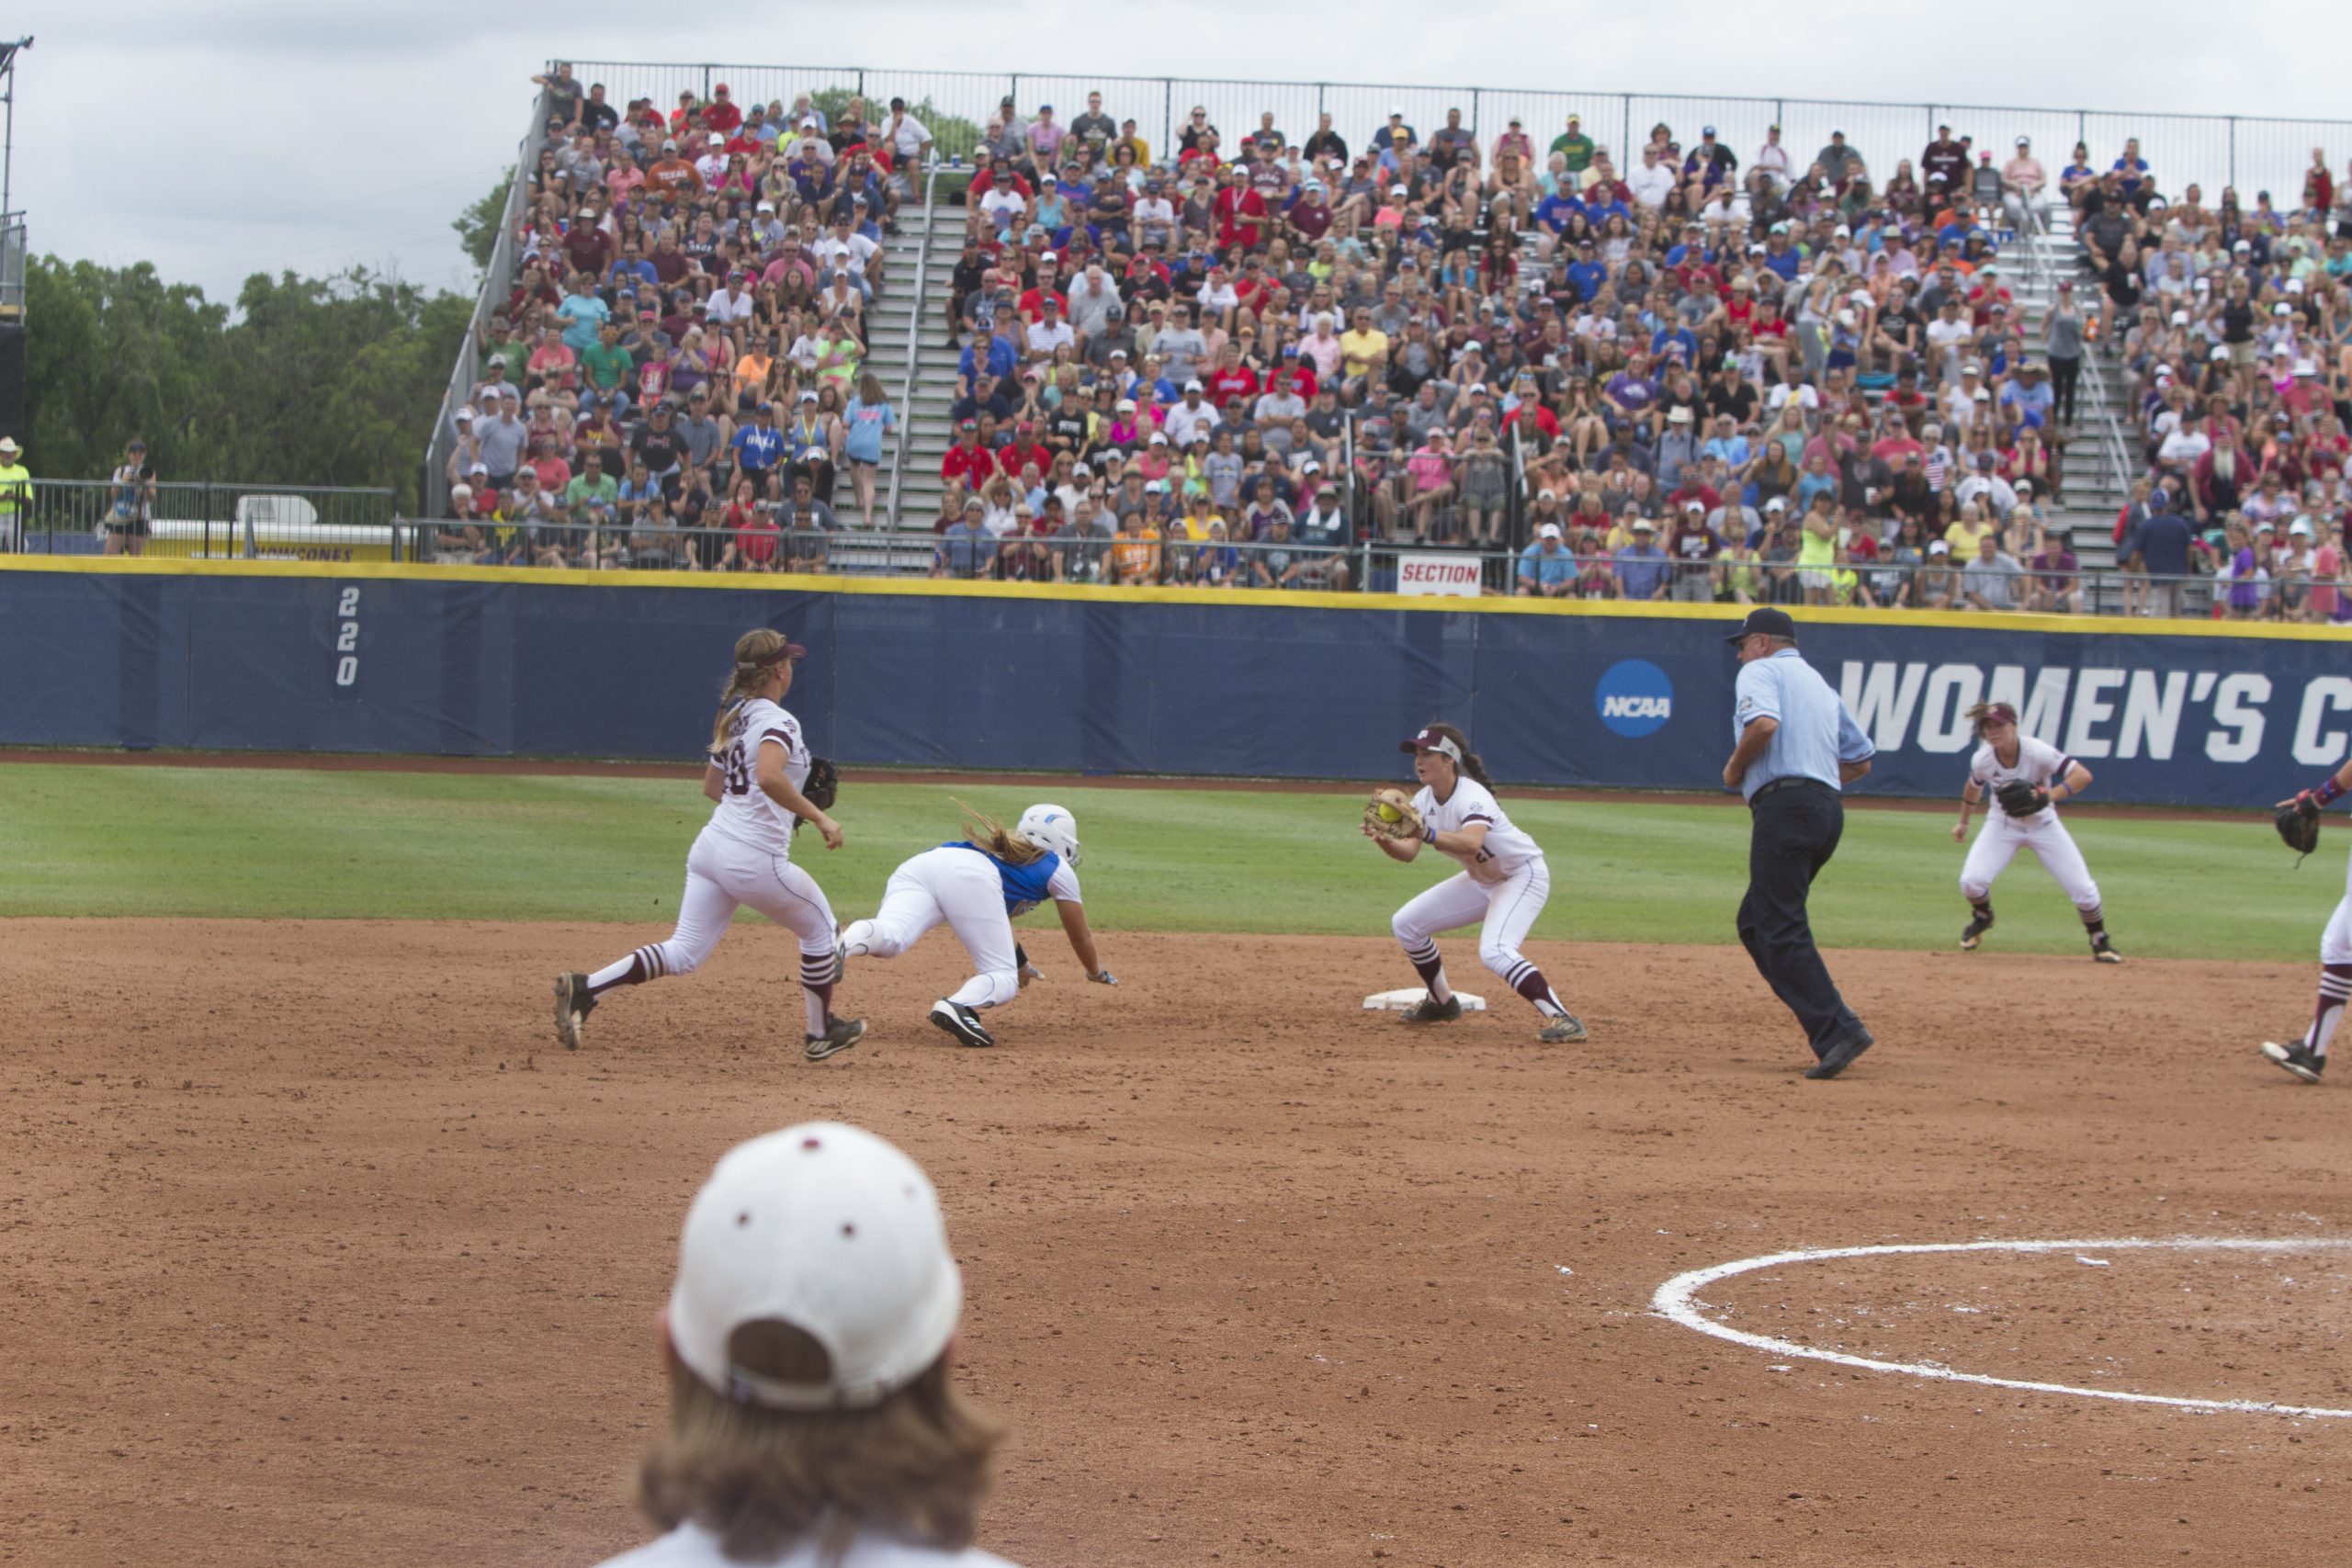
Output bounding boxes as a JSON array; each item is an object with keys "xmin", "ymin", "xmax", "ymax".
[
  {"xmin": 1951, "ymin": 701, "xmax": 2123, "ymax": 963},
  {"xmin": 2262, "ymin": 754, "xmax": 2352, "ymax": 1084},
  {"xmin": 839, "ymin": 804, "xmax": 1115, "ymax": 1049},
  {"xmin": 553, "ymin": 628, "xmax": 865, "ymax": 1063},
  {"xmin": 1370, "ymin": 724, "xmax": 1586, "ymax": 1043},
  {"xmin": 591, "ymin": 1121, "xmax": 1020, "ymax": 1568}
]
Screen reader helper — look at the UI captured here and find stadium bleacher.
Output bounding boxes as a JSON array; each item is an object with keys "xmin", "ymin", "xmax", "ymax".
[{"xmin": 429, "ymin": 68, "xmax": 2352, "ymax": 621}]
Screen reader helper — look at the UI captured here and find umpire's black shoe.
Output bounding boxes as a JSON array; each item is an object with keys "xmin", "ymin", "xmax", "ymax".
[{"xmin": 1805, "ymin": 1028, "xmax": 1874, "ymax": 1080}]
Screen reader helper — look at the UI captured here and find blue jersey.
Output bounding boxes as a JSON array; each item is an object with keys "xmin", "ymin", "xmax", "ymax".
[{"xmin": 944, "ymin": 841, "xmax": 1066, "ymax": 917}]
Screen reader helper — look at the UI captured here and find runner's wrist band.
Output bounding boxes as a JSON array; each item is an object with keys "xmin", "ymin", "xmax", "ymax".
[{"xmin": 2317, "ymin": 777, "xmax": 2346, "ymax": 807}]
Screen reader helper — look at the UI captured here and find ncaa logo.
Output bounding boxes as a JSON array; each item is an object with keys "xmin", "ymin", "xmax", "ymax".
[{"xmin": 1596, "ymin": 660, "xmax": 1674, "ymax": 739}]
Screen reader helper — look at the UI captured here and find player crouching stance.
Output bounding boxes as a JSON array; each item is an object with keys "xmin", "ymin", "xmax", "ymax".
[
  {"xmin": 1951, "ymin": 702, "xmax": 2122, "ymax": 963},
  {"xmin": 1366, "ymin": 724, "xmax": 1586, "ymax": 1043},
  {"xmin": 2261, "ymin": 756, "xmax": 2352, "ymax": 1084},
  {"xmin": 839, "ymin": 804, "xmax": 1114, "ymax": 1048},
  {"xmin": 554, "ymin": 629, "xmax": 863, "ymax": 1062}
]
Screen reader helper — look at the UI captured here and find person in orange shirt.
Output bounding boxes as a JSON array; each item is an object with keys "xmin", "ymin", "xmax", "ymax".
[{"xmin": 1111, "ymin": 507, "xmax": 1163, "ymax": 585}]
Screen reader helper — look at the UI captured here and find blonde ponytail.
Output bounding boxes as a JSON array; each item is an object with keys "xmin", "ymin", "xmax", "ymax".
[
  {"xmin": 951, "ymin": 799, "xmax": 1046, "ymax": 865},
  {"xmin": 709, "ymin": 628, "xmax": 795, "ymax": 754}
]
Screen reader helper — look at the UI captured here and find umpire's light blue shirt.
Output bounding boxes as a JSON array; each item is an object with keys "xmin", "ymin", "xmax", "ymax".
[{"xmin": 1733, "ymin": 647, "xmax": 1876, "ymax": 800}]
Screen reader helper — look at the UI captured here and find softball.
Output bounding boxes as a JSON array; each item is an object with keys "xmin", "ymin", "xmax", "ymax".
[{"xmin": 1374, "ymin": 802, "xmax": 1403, "ymax": 823}]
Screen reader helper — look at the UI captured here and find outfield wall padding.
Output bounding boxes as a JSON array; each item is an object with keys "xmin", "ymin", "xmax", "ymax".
[{"xmin": 1, "ymin": 564, "xmax": 2346, "ymax": 807}]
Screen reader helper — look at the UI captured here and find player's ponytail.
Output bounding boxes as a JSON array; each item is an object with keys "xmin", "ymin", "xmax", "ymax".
[
  {"xmin": 1423, "ymin": 721, "xmax": 1495, "ymax": 788},
  {"xmin": 709, "ymin": 628, "xmax": 794, "ymax": 755},
  {"xmin": 952, "ymin": 799, "xmax": 1048, "ymax": 865}
]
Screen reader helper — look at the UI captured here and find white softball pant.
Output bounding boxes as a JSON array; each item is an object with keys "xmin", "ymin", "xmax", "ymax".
[
  {"xmin": 650, "ymin": 828, "xmax": 839, "ymax": 975},
  {"xmin": 842, "ymin": 845, "xmax": 1020, "ymax": 1010},
  {"xmin": 2322, "ymin": 843, "xmax": 2352, "ymax": 965},
  {"xmin": 1391, "ymin": 858, "xmax": 1552, "ymax": 983},
  {"xmin": 1959, "ymin": 813, "xmax": 2100, "ymax": 912}
]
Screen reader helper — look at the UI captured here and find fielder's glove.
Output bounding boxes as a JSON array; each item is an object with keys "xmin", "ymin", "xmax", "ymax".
[
  {"xmin": 1995, "ymin": 778, "xmax": 2051, "ymax": 818},
  {"xmin": 1362, "ymin": 786, "xmax": 1426, "ymax": 843},
  {"xmin": 2278, "ymin": 793, "xmax": 2323, "ymax": 861},
  {"xmin": 802, "ymin": 756, "xmax": 839, "ymax": 810}
]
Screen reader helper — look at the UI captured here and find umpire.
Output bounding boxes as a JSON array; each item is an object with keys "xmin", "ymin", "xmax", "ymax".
[{"xmin": 1722, "ymin": 608, "xmax": 1879, "ymax": 1079}]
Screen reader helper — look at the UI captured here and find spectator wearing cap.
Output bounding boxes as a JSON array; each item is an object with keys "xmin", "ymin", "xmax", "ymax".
[
  {"xmin": 933, "ymin": 497, "xmax": 991, "ymax": 579},
  {"xmin": 1614, "ymin": 518, "xmax": 1672, "ymax": 601},
  {"xmin": 1517, "ymin": 520, "xmax": 1576, "ymax": 597},
  {"xmin": 477, "ymin": 393, "xmax": 529, "ymax": 493},
  {"xmin": 1667, "ymin": 500, "xmax": 1723, "ymax": 603},
  {"xmin": 2003, "ymin": 136, "xmax": 2050, "ymax": 232}
]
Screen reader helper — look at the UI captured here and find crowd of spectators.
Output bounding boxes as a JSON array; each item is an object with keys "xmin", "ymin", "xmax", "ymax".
[
  {"xmin": 435, "ymin": 66, "xmax": 914, "ymax": 569},
  {"xmin": 438, "ymin": 70, "xmax": 2352, "ymax": 616},
  {"xmin": 2083, "ymin": 143, "xmax": 2352, "ymax": 620}
]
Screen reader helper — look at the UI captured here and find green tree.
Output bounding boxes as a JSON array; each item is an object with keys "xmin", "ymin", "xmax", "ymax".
[
  {"xmin": 25, "ymin": 259, "xmax": 469, "ymax": 512},
  {"xmin": 454, "ymin": 166, "xmax": 515, "ymax": 276}
]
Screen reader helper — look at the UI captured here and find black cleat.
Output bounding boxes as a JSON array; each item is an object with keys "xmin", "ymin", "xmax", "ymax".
[
  {"xmin": 2090, "ymin": 932, "xmax": 2123, "ymax": 964},
  {"xmin": 805, "ymin": 1016, "xmax": 866, "ymax": 1062},
  {"xmin": 1959, "ymin": 910, "xmax": 1995, "ymax": 951},
  {"xmin": 2261, "ymin": 1040, "xmax": 2325, "ymax": 1084},
  {"xmin": 929, "ymin": 998, "xmax": 995, "ymax": 1048},
  {"xmin": 1401, "ymin": 992, "xmax": 1464, "ymax": 1025},
  {"xmin": 1805, "ymin": 1028, "xmax": 1875, "ymax": 1079},
  {"xmin": 554, "ymin": 972, "xmax": 594, "ymax": 1050}
]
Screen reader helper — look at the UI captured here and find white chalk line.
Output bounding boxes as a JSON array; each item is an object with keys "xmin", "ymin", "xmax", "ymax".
[{"xmin": 1649, "ymin": 1236, "xmax": 2352, "ymax": 1419}]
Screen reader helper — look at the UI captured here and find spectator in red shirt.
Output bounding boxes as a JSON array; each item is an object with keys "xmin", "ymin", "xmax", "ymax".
[
  {"xmin": 1215, "ymin": 166, "xmax": 1270, "ymax": 251},
  {"xmin": 941, "ymin": 422, "xmax": 997, "ymax": 487},
  {"xmin": 703, "ymin": 85, "xmax": 741, "ymax": 135},
  {"xmin": 1204, "ymin": 344, "xmax": 1260, "ymax": 410}
]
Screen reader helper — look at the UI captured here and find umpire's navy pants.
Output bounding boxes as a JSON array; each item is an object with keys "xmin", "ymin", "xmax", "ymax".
[{"xmin": 1737, "ymin": 779, "xmax": 1863, "ymax": 1055}]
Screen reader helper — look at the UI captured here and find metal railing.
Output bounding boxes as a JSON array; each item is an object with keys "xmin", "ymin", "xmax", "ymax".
[
  {"xmin": 552, "ymin": 62, "xmax": 2349, "ymax": 215},
  {"xmin": 884, "ymin": 164, "xmax": 943, "ymax": 530},
  {"xmin": 424, "ymin": 88, "xmax": 549, "ymax": 521},
  {"xmin": 9, "ymin": 479, "xmax": 401, "ymax": 561},
  {"xmin": 367, "ymin": 513, "xmax": 2352, "ymax": 625}
]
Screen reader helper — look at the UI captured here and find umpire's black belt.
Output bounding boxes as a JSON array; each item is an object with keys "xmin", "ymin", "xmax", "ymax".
[{"xmin": 1749, "ymin": 776, "xmax": 1838, "ymax": 803}]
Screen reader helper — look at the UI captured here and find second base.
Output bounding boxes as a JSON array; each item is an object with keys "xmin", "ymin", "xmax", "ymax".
[{"xmin": 1363, "ymin": 987, "xmax": 1487, "ymax": 1012}]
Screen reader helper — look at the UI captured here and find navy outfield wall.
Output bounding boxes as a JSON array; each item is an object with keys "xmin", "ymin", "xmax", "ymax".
[{"xmin": 1, "ymin": 560, "xmax": 2346, "ymax": 808}]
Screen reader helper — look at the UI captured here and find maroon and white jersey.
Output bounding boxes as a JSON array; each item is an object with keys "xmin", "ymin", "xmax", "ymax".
[
  {"xmin": 1411, "ymin": 777, "xmax": 1543, "ymax": 885},
  {"xmin": 707, "ymin": 696, "xmax": 811, "ymax": 856},
  {"xmin": 1969, "ymin": 734, "xmax": 2068, "ymax": 822}
]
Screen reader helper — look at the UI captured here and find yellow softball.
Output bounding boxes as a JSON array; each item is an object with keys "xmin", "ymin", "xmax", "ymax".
[{"xmin": 1374, "ymin": 801, "xmax": 1403, "ymax": 823}]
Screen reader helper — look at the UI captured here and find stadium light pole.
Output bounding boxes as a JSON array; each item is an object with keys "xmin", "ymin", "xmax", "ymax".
[{"xmin": 0, "ymin": 37, "xmax": 29, "ymax": 225}]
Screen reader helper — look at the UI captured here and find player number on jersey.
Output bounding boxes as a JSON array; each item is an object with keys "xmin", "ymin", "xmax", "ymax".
[{"xmin": 724, "ymin": 744, "xmax": 752, "ymax": 796}]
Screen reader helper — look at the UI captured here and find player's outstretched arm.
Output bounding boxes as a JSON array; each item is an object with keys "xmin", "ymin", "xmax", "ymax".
[
  {"xmin": 754, "ymin": 744, "xmax": 842, "ymax": 849},
  {"xmin": 1056, "ymin": 898, "xmax": 1115, "ymax": 983}
]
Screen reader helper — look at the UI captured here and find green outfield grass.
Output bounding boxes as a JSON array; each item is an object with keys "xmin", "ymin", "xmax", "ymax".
[{"xmin": 0, "ymin": 763, "xmax": 2329, "ymax": 960}]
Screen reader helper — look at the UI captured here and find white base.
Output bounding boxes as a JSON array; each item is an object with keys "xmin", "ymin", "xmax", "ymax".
[{"xmin": 1363, "ymin": 987, "xmax": 1487, "ymax": 1012}]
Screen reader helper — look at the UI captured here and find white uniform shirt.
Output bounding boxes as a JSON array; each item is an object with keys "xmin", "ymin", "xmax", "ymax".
[
  {"xmin": 706, "ymin": 696, "xmax": 809, "ymax": 855},
  {"xmin": 594, "ymin": 1520, "xmax": 1020, "ymax": 1568},
  {"xmin": 1412, "ymin": 777, "xmax": 1543, "ymax": 885},
  {"xmin": 1969, "ymin": 734, "xmax": 2069, "ymax": 823}
]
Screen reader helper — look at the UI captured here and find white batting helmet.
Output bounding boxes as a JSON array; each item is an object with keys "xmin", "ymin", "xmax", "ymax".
[{"xmin": 1015, "ymin": 803, "xmax": 1081, "ymax": 866}]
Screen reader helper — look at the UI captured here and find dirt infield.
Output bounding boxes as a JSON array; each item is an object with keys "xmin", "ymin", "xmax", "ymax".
[{"xmin": 6, "ymin": 920, "xmax": 2349, "ymax": 1567}]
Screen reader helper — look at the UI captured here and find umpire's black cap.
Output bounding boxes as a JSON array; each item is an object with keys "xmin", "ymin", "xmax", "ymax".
[{"xmin": 1724, "ymin": 606, "xmax": 1798, "ymax": 644}]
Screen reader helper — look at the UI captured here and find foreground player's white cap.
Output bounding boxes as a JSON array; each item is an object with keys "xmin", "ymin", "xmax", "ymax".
[{"xmin": 668, "ymin": 1122, "xmax": 962, "ymax": 1411}]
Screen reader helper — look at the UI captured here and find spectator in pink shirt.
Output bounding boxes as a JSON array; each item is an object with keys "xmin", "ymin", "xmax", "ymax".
[{"xmin": 2002, "ymin": 137, "xmax": 2050, "ymax": 233}]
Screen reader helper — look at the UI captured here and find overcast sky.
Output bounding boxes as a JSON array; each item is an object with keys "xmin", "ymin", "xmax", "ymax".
[{"xmin": 20, "ymin": 1, "xmax": 2352, "ymax": 305}]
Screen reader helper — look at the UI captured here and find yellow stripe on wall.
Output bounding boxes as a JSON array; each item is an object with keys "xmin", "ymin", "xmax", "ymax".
[{"xmin": 4, "ymin": 555, "xmax": 2346, "ymax": 644}]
